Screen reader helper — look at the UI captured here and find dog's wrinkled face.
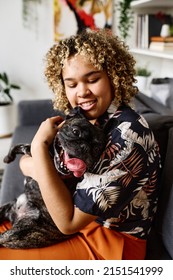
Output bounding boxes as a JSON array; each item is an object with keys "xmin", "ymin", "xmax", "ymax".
[{"xmin": 54, "ymin": 107, "xmax": 105, "ymax": 177}]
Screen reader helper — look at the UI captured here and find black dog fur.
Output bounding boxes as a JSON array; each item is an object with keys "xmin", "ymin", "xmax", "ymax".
[{"xmin": 0, "ymin": 107, "xmax": 106, "ymax": 248}]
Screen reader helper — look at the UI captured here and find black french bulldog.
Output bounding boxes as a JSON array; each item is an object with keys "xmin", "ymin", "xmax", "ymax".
[{"xmin": 0, "ymin": 107, "xmax": 106, "ymax": 249}]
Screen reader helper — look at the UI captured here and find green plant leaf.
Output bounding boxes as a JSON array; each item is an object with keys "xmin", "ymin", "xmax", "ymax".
[
  {"xmin": 118, "ymin": 0, "xmax": 134, "ymax": 40},
  {"xmin": 136, "ymin": 67, "xmax": 151, "ymax": 77},
  {"xmin": 3, "ymin": 88, "xmax": 13, "ymax": 102},
  {"xmin": 11, "ymin": 84, "xmax": 21, "ymax": 89},
  {"xmin": 2, "ymin": 72, "xmax": 9, "ymax": 85},
  {"xmin": 0, "ymin": 71, "xmax": 20, "ymax": 104}
]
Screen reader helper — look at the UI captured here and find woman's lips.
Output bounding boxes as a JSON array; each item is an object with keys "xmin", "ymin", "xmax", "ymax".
[{"xmin": 78, "ymin": 100, "xmax": 96, "ymax": 111}]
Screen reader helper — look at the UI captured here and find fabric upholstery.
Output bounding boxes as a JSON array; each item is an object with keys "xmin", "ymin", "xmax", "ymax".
[
  {"xmin": 158, "ymin": 128, "xmax": 173, "ymax": 259},
  {"xmin": 18, "ymin": 99, "xmax": 57, "ymax": 126}
]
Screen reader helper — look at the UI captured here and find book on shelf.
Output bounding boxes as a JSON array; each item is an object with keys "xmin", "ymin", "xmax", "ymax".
[
  {"xmin": 135, "ymin": 13, "xmax": 172, "ymax": 49},
  {"xmin": 149, "ymin": 41, "xmax": 173, "ymax": 51},
  {"xmin": 150, "ymin": 36, "xmax": 173, "ymax": 43}
]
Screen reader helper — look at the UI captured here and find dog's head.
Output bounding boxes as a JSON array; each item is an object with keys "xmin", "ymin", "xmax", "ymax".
[{"xmin": 54, "ymin": 107, "xmax": 106, "ymax": 177}]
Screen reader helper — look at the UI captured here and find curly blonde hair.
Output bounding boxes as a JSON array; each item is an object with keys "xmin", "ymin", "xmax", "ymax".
[{"xmin": 44, "ymin": 29, "xmax": 138, "ymax": 113}]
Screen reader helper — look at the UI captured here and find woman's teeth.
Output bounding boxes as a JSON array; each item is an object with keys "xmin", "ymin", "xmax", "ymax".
[{"xmin": 79, "ymin": 100, "xmax": 95, "ymax": 108}]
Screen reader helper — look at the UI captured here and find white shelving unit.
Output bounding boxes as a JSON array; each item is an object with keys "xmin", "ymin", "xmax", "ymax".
[
  {"xmin": 129, "ymin": 0, "xmax": 173, "ymax": 82},
  {"xmin": 130, "ymin": 0, "xmax": 173, "ymax": 60},
  {"xmin": 131, "ymin": 0, "xmax": 173, "ymax": 9},
  {"xmin": 131, "ymin": 48, "xmax": 173, "ymax": 60}
]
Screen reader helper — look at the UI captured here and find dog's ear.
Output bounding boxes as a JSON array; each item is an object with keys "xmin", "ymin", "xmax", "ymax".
[
  {"xmin": 65, "ymin": 106, "xmax": 85, "ymax": 120},
  {"xmin": 103, "ymin": 118, "xmax": 119, "ymax": 134},
  {"xmin": 54, "ymin": 109, "xmax": 66, "ymax": 119}
]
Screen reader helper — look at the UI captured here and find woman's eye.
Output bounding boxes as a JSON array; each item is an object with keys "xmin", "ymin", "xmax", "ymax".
[
  {"xmin": 88, "ymin": 78, "xmax": 99, "ymax": 84},
  {"xmin": 67, "ymin": 83, "xmax": 76, "ymax": 88}
]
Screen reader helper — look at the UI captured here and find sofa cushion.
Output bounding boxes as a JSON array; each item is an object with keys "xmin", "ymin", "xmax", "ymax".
[
  {"xmin": 146, "ymin": 126, "xmax": 173, "ymax": 260},
  {"xmin": 133, "ymin": 97, "xmax": 154, "ymax": 114},
  {"xmin": 150, "ymin": 78, "xmax": 173, "ymax": 111},
  {"xmin": 0, "ymin": 125, "xmax": 39, "ymax": 205},
  {"xmin": 135, "ymin": 92, "xmax": 173, "ymax": 116},
  {"xmin": 143, "ymin": 114, "xmax": 173, "ymax": 166},
  {"xmin": 18, "ymin": 99, "xmax": 56, "ymax": 126},
  {"xmin": 145, "ymin": 125, "xmax": 173, "ymax": 260},
  {"xmin": 158, "ymin": 127, "xmax": 173, "ymax": 259}
]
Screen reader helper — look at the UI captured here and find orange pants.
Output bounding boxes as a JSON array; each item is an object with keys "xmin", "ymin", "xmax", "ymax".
[{"xmin": 0, "ymin": 221, "xmax": 146, "ymax": 260}]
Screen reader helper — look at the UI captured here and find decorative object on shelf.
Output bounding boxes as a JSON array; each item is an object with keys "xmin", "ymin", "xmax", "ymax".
[
  {"xmin": 117, "ymin": 0, "xmax": 134, "ymax": 40},
  {"xmin": 135, "ymin": 67, "xmax": 151, "ymax": 93},
  {"xmin": 160, "ymin": 24, "xmax": 170, "ymax": 38},
  {"xmin": 156, "ymin": 11, "xmax": 172, "ymax": 38},
  {"xmin": 0, "ymin": 72, "xmax": 21, "ymax": 138}
]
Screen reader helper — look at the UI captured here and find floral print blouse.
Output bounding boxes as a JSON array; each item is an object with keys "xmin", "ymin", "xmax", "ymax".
[{"xmin": 73, "ymin": 103, "xmax": 161, "ymax": 239}]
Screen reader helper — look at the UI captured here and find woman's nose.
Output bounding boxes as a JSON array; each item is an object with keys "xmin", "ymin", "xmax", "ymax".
[{"xmin": 77, "ymin": 84, "xmax": 91, "ymax": 97}]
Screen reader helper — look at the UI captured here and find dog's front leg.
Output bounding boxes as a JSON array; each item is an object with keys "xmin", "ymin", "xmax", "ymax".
[{"xmin": 4, "ymin": 144, "xmax": 31, "ymax": 163}]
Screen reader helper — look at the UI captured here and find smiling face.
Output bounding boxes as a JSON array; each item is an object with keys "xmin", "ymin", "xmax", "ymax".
[{"xmin": 62, "ymin": 55, "xmax": 113, "ymax": 120}]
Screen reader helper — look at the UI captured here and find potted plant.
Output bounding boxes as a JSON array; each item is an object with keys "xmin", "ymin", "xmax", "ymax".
[
  {"xmin": 136, "ymin": 67, "xmax": 151, "ymax": 77},
  {"xmin": 135, "ymin": 67, "xmax": 151, "ymax": 93},
  {"xmin": 0, "ymin": 72, "xmax": 21, "ymax": 137}
]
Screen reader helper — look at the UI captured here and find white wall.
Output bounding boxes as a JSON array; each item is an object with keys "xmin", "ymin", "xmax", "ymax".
[
  {"xmin": 0, "ymin": 0, "xmax": 172, "ymax": 105},
  {"xmin": 0, "ymin": 0, "xmax": 54, "ymax": 103}
]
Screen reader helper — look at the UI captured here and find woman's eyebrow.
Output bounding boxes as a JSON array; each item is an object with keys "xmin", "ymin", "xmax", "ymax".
[{"xmin": 63, "ymin": 70, "xmax": 102, "ymax": 81}]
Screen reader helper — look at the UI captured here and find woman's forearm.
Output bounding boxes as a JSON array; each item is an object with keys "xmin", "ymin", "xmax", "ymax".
[
  {"xmin": 19, "ymin": 155, "xmax": 34, "ymax": 177},
  {"xmin": 32, "ymin": 145, "xmax": 76, "ymax": 233}
]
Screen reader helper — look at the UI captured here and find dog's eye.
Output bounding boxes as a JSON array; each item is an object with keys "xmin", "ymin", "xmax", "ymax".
[{"xmin": 72, "ymin": 127, "xmax": 81, "ymax": 137}]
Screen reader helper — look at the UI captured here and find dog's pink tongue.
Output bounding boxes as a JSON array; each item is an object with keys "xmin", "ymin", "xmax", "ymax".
[{"xmin": 64, "ymin": 153, "xmax": 86, "ymax": 177}]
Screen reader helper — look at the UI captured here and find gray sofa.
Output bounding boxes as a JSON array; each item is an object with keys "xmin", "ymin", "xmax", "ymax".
[
  {"xmin": 0, "ymin": 99, "xmax": 57, "ymax": 203},
  {"xmin": 1, "ymin": 93, "xmax": 173, "ymax": 259},
  {"xmin": 134, "ymin": 93, "xmax": 173, "ymax": 260}
]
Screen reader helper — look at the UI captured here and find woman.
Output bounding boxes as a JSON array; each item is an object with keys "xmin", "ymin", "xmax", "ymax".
[{"xmin": 0, "ymin": 29, "xmax": 161, "ymax": 259}]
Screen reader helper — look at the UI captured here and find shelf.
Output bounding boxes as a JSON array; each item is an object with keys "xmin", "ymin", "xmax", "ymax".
[
  {"xmin": 130, "ymin": 48, "xmax": 173, "ymax": 59},
  {"xmin": 131, "ymin": 0, "xmax": 173, "ymax": 9}
]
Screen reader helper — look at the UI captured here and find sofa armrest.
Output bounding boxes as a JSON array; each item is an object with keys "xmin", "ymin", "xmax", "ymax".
[
  {"xmin": 17, "ymin": 99, "xmax": 57, "ymax": 126},
  {"xmin": 136, "ymin": 92, "xmax": 173, "ymax": 116}
]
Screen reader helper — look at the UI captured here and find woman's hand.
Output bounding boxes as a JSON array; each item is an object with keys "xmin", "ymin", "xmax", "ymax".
[
  {"xmin": 31, "ymin": 116, "xmax": 64, "ymax": 156},
  {"xmin": 20, "ymin": 116, "xmax": 64, "ymax": 179}
]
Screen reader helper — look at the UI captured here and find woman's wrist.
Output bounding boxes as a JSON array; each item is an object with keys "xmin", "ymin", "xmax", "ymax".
[
  {"xmin": 19, "ymin": 155, "xmax": 34, "ymax": 177},
  {"xmin": 31, "ymin": 140, "xmax": 50, "ymax": 158}
]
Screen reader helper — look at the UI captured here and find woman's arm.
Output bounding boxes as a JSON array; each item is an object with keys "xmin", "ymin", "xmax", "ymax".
[{"xmin": 20, "ymin": 116, "xmax": 97, "ymax": 235}]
